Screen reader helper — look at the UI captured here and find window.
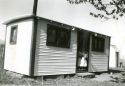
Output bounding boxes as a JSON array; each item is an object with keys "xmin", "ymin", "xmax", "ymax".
[
  {"xmin": 46, "ymin": 24, "xmax": 71, "ymax": 48},
  {"xmin": 92, "ymin": 35, "xmax": 105, "ymax": 52},
  {"xmin": 10, "ymin": 25, "xmax": 18, "ymax": 44}
]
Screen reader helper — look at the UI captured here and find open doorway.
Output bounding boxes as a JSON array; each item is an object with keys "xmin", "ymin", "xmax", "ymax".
[{"xmin": 76, "ymin": 30, "xmax": 90, "ymax": 72}]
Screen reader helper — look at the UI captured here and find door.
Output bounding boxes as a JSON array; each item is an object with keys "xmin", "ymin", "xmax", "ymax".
[
  {"xmin": 76, "ymin": 30, "xmax": 90, "ymax": 72},
  {"xmin": 88, "ymin": 34, "xmax": 110, "ymax": 72}
]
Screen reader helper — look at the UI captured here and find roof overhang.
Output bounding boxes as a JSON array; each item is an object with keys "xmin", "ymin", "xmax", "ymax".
[
  {"xmin": 3, "ymin": 15, "xmax": 111, "ymax": 37},
  {"xmin": 3, "ymin": 15, "xmax": 35, "ymax": 25}
]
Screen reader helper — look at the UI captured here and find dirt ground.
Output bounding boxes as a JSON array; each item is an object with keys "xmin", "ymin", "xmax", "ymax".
[{"xmin": 0, "ymin": 69, "xmax": 125, "ymax": 86}]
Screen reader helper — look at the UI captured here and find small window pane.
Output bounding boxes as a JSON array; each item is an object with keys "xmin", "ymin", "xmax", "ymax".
[
  {"xmin": 57, "ymin": 29, "xmax": 70, "ymax": 48},
  {"xmin": 47, "ymin": 27, "xmax": 57, "ymax": 46},
  {"xmin": 92, "ymin": 35, "xmax": 105, "ymax": 52},
  {"xmin": 10, "ymin": 26, "xmax": 18, "ymax": 44}
]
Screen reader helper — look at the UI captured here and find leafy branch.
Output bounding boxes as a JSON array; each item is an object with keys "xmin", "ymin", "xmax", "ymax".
[{"xmin": 67, "ymin": 0, "xmax": 125, "ymax": 20}]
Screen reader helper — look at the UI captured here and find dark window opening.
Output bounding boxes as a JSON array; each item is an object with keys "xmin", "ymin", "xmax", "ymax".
[
  {"xmin": 10, "ymin": 25, "xmax": 18, "ymax": 44},
  {"xmin": 92, "ymin": 35, "xmax": 105, "ymax": 52},
  {"xmin": 46, "ymin": 24, "xmax": 71, "ymax": 48}
]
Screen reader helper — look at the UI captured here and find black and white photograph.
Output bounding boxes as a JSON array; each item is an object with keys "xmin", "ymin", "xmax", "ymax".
[{"xmin": 0, "ymin": 0, "xmax": 125, "ymax": 86}]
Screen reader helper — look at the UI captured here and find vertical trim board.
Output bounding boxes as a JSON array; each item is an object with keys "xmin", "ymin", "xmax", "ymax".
[{"xmin": 30, "ymin": 17, "xmax": 38, "ymax": 76}]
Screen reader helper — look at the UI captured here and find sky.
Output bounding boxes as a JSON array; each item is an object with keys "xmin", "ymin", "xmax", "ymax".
[
  {"xmin": 37, "ymin": 0, "xmax": 114, "ymax": 36},
  {"xmin": 0, "ymin": 0, "xmax": 34, "ymax": 40},
  {"xmin": 0, "ymin": 0, "xmax": 125, "ymax": 59}
]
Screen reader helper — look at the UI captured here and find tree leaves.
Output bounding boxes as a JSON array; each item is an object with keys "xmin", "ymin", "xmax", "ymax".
[{"xmin": 67, "ymin": 0, "xmax": 125, "ymax": 20}]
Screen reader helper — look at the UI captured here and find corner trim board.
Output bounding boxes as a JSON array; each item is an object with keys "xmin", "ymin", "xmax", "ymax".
[
  {"xmin": 29, "ymin": 17, "xmax": 38, "ymax": 76},
  {"xmin": 107, "ymin": 37, "xmax": 111, "ymax": 71}
]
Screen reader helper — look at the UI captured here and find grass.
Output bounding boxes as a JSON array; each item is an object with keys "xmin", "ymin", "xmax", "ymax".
[{"xmin": 0, "ymin": 70, "xmax": 125, "ymax": 86}]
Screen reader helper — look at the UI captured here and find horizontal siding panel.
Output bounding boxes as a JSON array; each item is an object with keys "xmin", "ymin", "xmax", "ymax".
[
  {"xmin": 91, "ymin": 58, "xmax": 108, "ymax": 61},
  {"xmin": 95, "ymin": 69, "xmax": 107, "ymax": 72},
  {"xmin": 37, "ymin": 65, "xmax": 76, "ymax": 67},
  {"xmin": 35, "ymin": 58, "xmax": 76, "ymax": 60},
  {"xmin": 90, "ymin": 54, "xmax": 108, "ymax": 72},
  {"xmin": 35, "ymin": 71, "xmax": 75, "ymax": 76},
  {"xmin": 93, "ymin": 68, "xmax": 107, "ymax": 70},
  {"xmin": 37, "ymin": 54, "xmax": 76, "ymax": 56},
  {"xmin": 35, "ymin": 59, "xmax": 76, "ymax": 62},
  {"xmin": 92, "ymin": 64, "xmax": 108, "ymax": 66},
  {"xmin": 91, "ymin": 55, "xmax": 108, "ymax": 58},
  {"xmin": 38, "ymin": 51, "xmax": 76, "ymax": 55},
  {"xmin": 91, "ymin": 63, "xmax": 108, "ymax": 65},
  {"xmin": 92, "ymin": 67, "xmax": 107, "ymax": 70},
  {"xmin": 37, "ymin": 71, "xmax": 75, "ymax": 73},
  {"xmin": 37, "ymin": 71, "xmax": 75, "ymax": 74},
  {"xmin": 91, "ymin": 60, "xmax": 107, "ymax": 64},
  {"xmin": 34, "ymin": 20, "xmax": 77, "ymax": 76},
  {"xmin": 35, "ymin": 55, "xmax": 76, "ymax": 59},
  {"xmin": 35, "ymin": 61, "xmax": 75, "ymax": 64},
  {"xmin": 36, "ymin": 58, "xmax": 76, "ymax": 61},
  {"xmin": 37, "ymin": 67, "xmax": 76, "ymax": 70},
  {"xmin": 37, "ymin": 70, "xmax": 75, "ymax": 72},
  {"xmin": 91, "ymin": 57, "xmax": 108, "ymax": 60},
  {"xmin": 90, "ymin": 65, "xmax": 108, "ymax": 72},
  {"xmin": 91, "ymin": 60, "xmax": 108, "ymax": 62},
  {"xmin": 91, "ymin": 64, "xmax": 108, "ymax": 67},
  {"xmin": 40, "ymin": 67, "xmax": 76, "ymax": 69},
  {"xmin": 35, "ymin": 59, "xmax": 75, "ymax": 62}
]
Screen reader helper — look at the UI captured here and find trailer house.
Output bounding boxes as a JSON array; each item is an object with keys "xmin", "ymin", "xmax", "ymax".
[
  {"xmin": 3, "ymin": 0, "xmax": 111, "ymax": 76},
  {"xmin": 3, "ymin": 15, "xmax": 110, "ymax": 76}
]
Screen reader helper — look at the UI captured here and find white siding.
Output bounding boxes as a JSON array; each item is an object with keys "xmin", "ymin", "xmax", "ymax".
[
  {"xmin": 34, "ymin": 20, "xmax": 77, "ymax": 76},
  {"xmin": 4, "ymin": 20, "xmax": 33, "ymax": 75},
  {"xmin": 89, "ymin": 53, "xmax": 108, "ymax": 72},
  {"xmin": 109, "ymin": 46, "xmax": 117, "ymax": 68},
  {"xmin": 89, "ymin": 37, "xmax": 110, "ymax": 72}
]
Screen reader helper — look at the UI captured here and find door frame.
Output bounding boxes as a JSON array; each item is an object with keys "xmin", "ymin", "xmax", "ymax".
[{"xmin": 76, "ymin": 29, "xmax": 90, "ymax": 73}]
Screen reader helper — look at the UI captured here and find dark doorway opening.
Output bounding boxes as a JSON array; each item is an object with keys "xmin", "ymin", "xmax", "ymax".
[{"xmin": 76, "ymin": 30, "xmax": 90, "ymax": 73}]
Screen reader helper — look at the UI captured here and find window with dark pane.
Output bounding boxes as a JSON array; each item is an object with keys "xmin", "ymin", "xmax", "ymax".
[
  {"xmin": 46, "ymin": 24, "xmax": 71, "ymax": 48},
  {"xmin": 10, "ymin": 25, "xmax": 18, "ymax": 44},
  {"xmin": 46, "ymin": 26, "xmax": 57, "ymax": 46},
  {"xmin": 92, "ymin": 35, "xmax": 105, "ymax": 52}
]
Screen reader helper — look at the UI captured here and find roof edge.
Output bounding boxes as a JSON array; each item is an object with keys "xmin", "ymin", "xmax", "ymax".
[
  {"xmin": 3, "ymin": 15, "xmax": 111, "ymax": 37},
  {"xmin": 37, "ymin": 16, "xmax": 111, "ymax": 37},
  {"xmin": 3, "ymin": 15, "xmax": 35, "ymax": 25}
]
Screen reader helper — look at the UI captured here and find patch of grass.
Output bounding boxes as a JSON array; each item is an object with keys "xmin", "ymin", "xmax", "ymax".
[
  {"xmin": 0, "ymin": 70, "xmax": 125, "ymax": 86},
  {"xmin": 0, "ymin": 70, "xmax": 25, "ymax": 85}
]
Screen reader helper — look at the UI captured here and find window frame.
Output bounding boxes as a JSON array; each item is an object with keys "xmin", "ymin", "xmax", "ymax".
[
  {"xmin": 91, "ymin": 35, "xmax": 105, "ymax": 52},
  {"xmin": 10, "ymin": 25, "xmax": 18, "ymax": 44},
  {"xmin": 46, "ymin": 24, "xmax": 71, "ymax": 48}
]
